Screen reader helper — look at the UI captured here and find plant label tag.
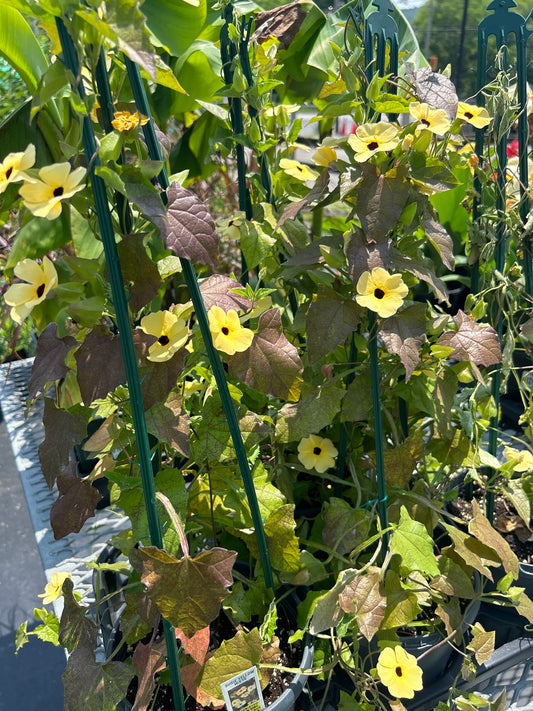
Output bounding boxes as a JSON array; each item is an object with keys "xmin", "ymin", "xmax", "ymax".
[{"xmin": 220, "ymin": 666, "xmax": 264, "ymax": 711}]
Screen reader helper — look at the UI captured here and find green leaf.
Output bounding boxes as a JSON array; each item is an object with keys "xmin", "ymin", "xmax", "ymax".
[
  {"xmin": 322, "ymin": 498, "xmax": 371, "ymax": 557},
  {"xmin": 259, "ymin": 598, "xmax": 278, "ymax": 643},
  {"xmin": 240, "ymin": 220, "xmax": 276, "ymax": 271},
  {"xmin": 15, "ymin": 621, "xmax": 29, "ymax": 654},
  {"xmin": 467, "ymin": 622, "xmax": 495, "ymax": 665},
  {"xmin": 197, "ymin": 628, "xmax": 263, "ymax": 701},
  {"xmin": 6, "ymin": 216, "xmax": 70, "ymax": 269},
  {"xmin": 275, "ymin": 384, "xmax": 345, "ymax": 443},
  {"xmin": 142, "ymin": 0, "xmax": 208, "ymax": 57},
  {"xmin": 381, "ymin": 569, "xmax": 421, "ymax": 629},
  {"xmin": 0, "ymin": 5, "xmax": 47, "ymax": 94},
  {"xmin": 442, "ymin": 524, "xmax": 501, "ymax": 580},
  {"xmin": 390, "ymin": 507, "xmax": 440, "ymax": 577},
  {"xmin": 59, "ymin": 578, "xmax": 97, "ymax": 654},
  {"xmin": 140, "ymin": 546, "xmax": 236, "ymax": 637},
  {"xmin": 229, "ymin": 308, "xmax": 304, "ymax": 401},
  {"xmin": 383, "ymin": 430, "xmax": 425, "ymax": 488},
  {"xmin": 99, "ymin": 131, "xmax": 124, "ymax": 163}
]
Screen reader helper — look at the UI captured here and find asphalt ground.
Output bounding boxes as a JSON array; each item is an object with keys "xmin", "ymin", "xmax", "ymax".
[{"xmin": 0, "ymin": 415, "xmax": 65, "ymax": 710}]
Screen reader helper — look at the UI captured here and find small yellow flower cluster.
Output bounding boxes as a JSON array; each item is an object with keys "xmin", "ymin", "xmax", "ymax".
[{"xmin": 111, "ymin": 110, "xmax": 149, "ymax": 133}]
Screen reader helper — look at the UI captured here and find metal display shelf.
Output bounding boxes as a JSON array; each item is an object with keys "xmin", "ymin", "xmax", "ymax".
[{"xmin": 0, "ymin": 357, "xmax": 127, "ymax": 621}]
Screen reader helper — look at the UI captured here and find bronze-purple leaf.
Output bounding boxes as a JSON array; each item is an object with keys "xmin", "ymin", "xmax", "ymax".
[
  {"xmin": 229, "ymin": 308, "xmax": 303, "ymax": 401},
  {"xmin": 131, "ymin": 640, "xmax": 167, "ymax": 711},
  {"xmin": 357, "ymin": 166, "xmax": 410, "ymax": 243},
  {"xmin": 38, "ymin": 398, "xmax": 88, "ymax": 488},
  {"xmin": 437, "ymin": 310, "xmax": 502, "ymax": 366},
  {"xmin": 51, "ymin": 462, "xmax": 102, "ymax": 540},
  {"xmin": 380, "ymin": 303, "xmax": 426, "ymax": 381},
  {"xmin": 28, "ymin": 323, "xmax": 77, "ymax": 399},
  {"xmin": 199, "ymin": 274, "xmax": 252, "ymax": 313},
  {"xmin": 63, "ymin": 647, "xmax": 133, "ymax": 711},
  {"xmin": 75, "ymin": 326, "xmax": 126, "ymax": 405},
  {"xmin": 306, "ymin": 287, "xmax": 360, "ymax": 363},
  {"xmin": 140, "ymin": 546, "xmax": 237, "ymax": 637},
  {"xmin": 163, "ymin": 182, "xmax": 218, "ymax": 269},
  {"xmin": 117, "ymin": 234, "xmax": 162, "ymax": 313},
  {"xmin": 145, "ymin": 391, "xmax": 190, "ymax": 457}
]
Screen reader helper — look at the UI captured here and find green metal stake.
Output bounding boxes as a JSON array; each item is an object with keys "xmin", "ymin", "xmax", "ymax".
[
  {"xmin": 124, "ymin": 57, "xmax": 276, "ymax": 594},
  {"xmin": 368, "ymin": 312, "xmax": 389, "ymax": 551},
  {"xmin": 56, "ymin": 20, "xmax": 185, "ymax": 711}
]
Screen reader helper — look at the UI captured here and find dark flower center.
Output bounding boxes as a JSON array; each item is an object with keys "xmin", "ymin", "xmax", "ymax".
[
  {"xmin": 222, "ymin": 326, "xmax": 230, "ymax": 335},
  {"xmin": 465, "ymin": 111, "xmax": 474, "ymax": 119},
  {"xmin": 158, "ymin": 335, "xmax": 170, "ymax": 345},
  {"xmin": 5, "ymin": 167, "xmax": 13, "ymax": 179},
  {"xmin": 421, "ymin": 119, "xmax": 430, "ymax": 127},
  {"xmin": 374, "ymin": 288, "xmax": 385, "ymax": 299},
  {"xmin": 367, "ymin": 141, "xmax": 379, "ymax": 151},
  {"xmin": 53, "ymin": 186, "xmax": 64, "ymax": 197},
  {"xmin": 395, "ymin": 666, "xmax": 403, "ymax": 677},
  {"xmin": 313, "ymin": 446, "xmax": 322, "ymax": 455},
  {"xmin": 36, "ymin": 283, "xmax": 46, "ymax": 298}
]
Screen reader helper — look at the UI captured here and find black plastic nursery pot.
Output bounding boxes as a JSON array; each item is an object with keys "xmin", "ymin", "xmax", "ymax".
[{"xmin": 93, "ymin": 546, "xmax": 315, "ymax": 711}]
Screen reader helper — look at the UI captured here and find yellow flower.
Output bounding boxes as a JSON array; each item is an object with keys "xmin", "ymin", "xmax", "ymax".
[
  {"xmin": 348, "ymin": 122, "xmax": 400, "ymax": 162},
  {"xmin": 279, "ymin": 158, "xmax": 319, "ymax": 182},
  {"xmin": 0, "ymin": 144, "xmax": 35, "ymax": 193},
  {"xmin": 312, "ymin": 146, "xmax": 337, "ymax": 167},
  {"xmin": 355, "ymin": 267, "xmax": 408, "ymax": 318},
  {"xmin": 401, "ymin": 134, "xmax": 414, "ymax": 151},
  {"xmin": 456, "ymin": 102, "xmax": 491, "ymax": 129},
  {"xmin": 111, "ymin": 110, "xmax": 149, "ymax": 132},
  {"xmin": 140, "ymin": 310, "xmax": 189, "ymax": 362},
  {"xmin": 376, "ymin": 646, "xmax": 423, "ymax": 699},
  {"xmin": 208, "ymin": 305, "xmax": 254, "ymax": 356},
  {"xmin": 38, "ymin": 571, "xmax": 72, "ymax": 605},
  {"xmin": 409, "ymin": 101, "xmax": 451, "ymax": 136},
  {"xmin": 19, "ymin": 162, "xmax": 86, "ymax": 220},
  {"xmin": 4, "ymin": 256, "xmax": 58, "ymax": 324},
  {"xmin": 504, "ymin": 446, "xmax": 533, "ymax": 472},
  {"xmin": 297, "ymin": 434, "xmax": 338, "ymax": 473}
]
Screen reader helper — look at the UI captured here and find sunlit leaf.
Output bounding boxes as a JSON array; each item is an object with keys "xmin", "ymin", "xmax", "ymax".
[{"xmin": 437, "ymin": 311, "xmax": 502, "ymax": 366}]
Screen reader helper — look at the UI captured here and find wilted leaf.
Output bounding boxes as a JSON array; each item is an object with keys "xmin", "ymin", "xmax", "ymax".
[
  {"xmin": 117, "ymin": 234, "xmax": 161, "ymax": 313},
  {"xmin": 38, "ymin": 398, "xmax": 88, "ymax": 488},
  {"xmin": 389, "ymin": 249, "xmax": 448, "ymax": 302},
  {"xmin": 443, "ymin": 524, "xmax": 501, "ymax": 580},
  {"xmin": 390, "ymin": 507, "xmax": 440, "ymax": 576},
  {"xmin": 380, "ymin": 304, "xmax": 426, "ymax": 380},
  {"xmin": 435, "ymin": 597, "xmax": 462, "ymax": 636},
  {"xmin": 516, "ymin": 591, "xmax": 533, "ymax": 623},
  {"xmin": 63, "ymin": 647, "xmax": 133, "ymax": 711},
  {"xmin": 275, "ymin": 384, "xmax": 345, "ymax": 442},
  {"xmin": 254, "ymin": 1, "xmax": 306, "ymax": 49},
  {"xmin": 310, "ymin": 569, "xmax": 357, "ymax": 633},
  {"xmin": 382, "ymin": 430, "xmax": 425, "ymax": 487},
  {"xmin": 145, "ymin": 391, "xmax": 190, "ymax": 457},
  {"xmin": 306, "ymin": 287, "xmax": 359, "ymax": 363},
  {"xmin": 28, "ymin": 323, "xmax": 77, "ymax": 399},
  {"xmin": 346, "ymin": 229, "xmax": 392, "ymax": 288},
  {"xmin": 467, "ymin": 622, "xmax": 495, "ymax": 666},
  {"xmin": 469, "ymin": 500, "xmax": 519, "ymax": 579},
  {"xmin": 437, "ymin": 311, "xmax": 502, "ymax": 366},
  {"xmin": 140, "ymin": 546, "xmax": 236, "ymax": 637},
  {"xmin": 424, "ymin": 216, "xmax": 454, "ymax": 269},
  {"xmin": 131, "ymin": 640, "xmax": 167, "ymax": 711},
  {"xmin": 197, "ymin": 628, "xmax": 264, "ymax": 699},
  {"xmin": 229, "ymin": 308, "xmax": 303, "ymax": 401},
  {"xmin": 199, "ymin": 274, "xmax": 252, "ymax": 313},
  {"xmin": 59, "ymin": 578, "xmax": 97, "ymax": 653},
  {"xmin": 103, "ymin": 0, "xmax": 156, "ymax": 80},
  {"xmin": 356, "ymin": 165, "xmax": 410, "ymax": 243},
  {"xmin": 338, "ymin": 571, "xmax": 386, "ymax": 641},
  {"xmin": 409, "ymin": 67, "xmax": 458, "ymax": 118},
  {"xmin": 51, "ymin": 462, "xmax": 102, "ymax": 540},
  {"xmin": 163, "ymin": 182, "xmax": 218, "ymax": 269}
]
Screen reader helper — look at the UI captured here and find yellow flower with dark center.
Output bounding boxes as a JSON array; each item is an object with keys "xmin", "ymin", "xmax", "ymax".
[
  {"xmin": 355, "ymin": 267, "xmax": 408, "ymax": 318},
  {"xmin": 376, "ymin": 646, "xmax": 423, "ymax": 699},
  {"xmin": 111, "ymin": 110, "xmax": 150, "ymax": 132},
  {"xmin": 140, "ymin": 310, "xmax": 189, "ymax": 362},
  {"xmin": 0, "ymin": 144, "xmax": 35, "ymax": 193},
  {"xmin": 504, "ymin": 446, "xmax": 533, "ymax": 472},
  {"xmin": 297, "ymin": 434, "xmax": 338, "ymax": 473},
  {"xmin": 19, "ymin": 162, "xmax": 86, "ymax": 220},
  {"xmin": 208, "ymin": 305, "xmax": 254, "ymax": 356},
  {"xmin": 4, "ymin": 256, "xmax": 58, "ymax": 324},
  {"xmin": 348, "ymin": 122, "xmax": 400, "ymax": 162},
  {"xmin": 38, "ymin": 571, "xmax": 72, "ymax": 605},
  {"xmin": 410, "ymin": 101, "xmax": 451, "ymax": 136},
  {"xmin": 312, "ymin": 146, "xmax": 337, "ymax": 167},
  {"xmin": 456, "ymin": 102, "xmax": 491, "ymax": 129},
  {"xmin": 280, "ymin": 158, "xmax": 319, "ymax": 182}
]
